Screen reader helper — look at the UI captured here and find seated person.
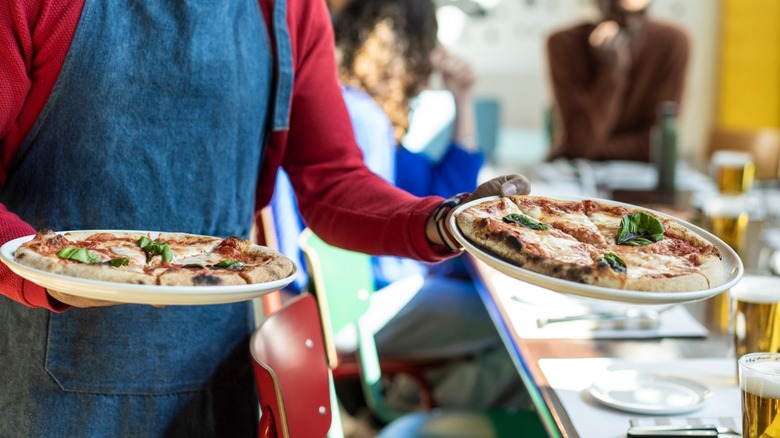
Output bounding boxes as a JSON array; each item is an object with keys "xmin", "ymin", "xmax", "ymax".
[
  {"xmin": 546, "ymin": 0, "xmax": 689, "ymax": 162},
  {"xmin": 271, "ymin": 0, "xmax": 527, "ymax": 410}
]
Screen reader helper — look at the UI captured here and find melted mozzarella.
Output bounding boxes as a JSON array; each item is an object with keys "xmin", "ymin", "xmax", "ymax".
[{"xmin": 620, "ymin": 251, "xmax": 693, "ymax": 278}]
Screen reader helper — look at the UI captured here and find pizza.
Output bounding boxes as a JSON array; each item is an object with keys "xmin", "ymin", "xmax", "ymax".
[
  {"xmin": 13, "ymin": 229, "xmax": 295, "ymax": 287},
  {"xmin": 455, "ymin": 196, "xmax": 724, "ymax": 292}
]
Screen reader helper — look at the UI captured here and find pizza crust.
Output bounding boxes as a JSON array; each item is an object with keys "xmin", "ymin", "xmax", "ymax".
[
  {"xmin": 456, "ymin": 196, "xmax": 725, "ymax": 293},
  {"xmin": 13, "ymin": 229, "xmax": 295, "ymax": 287}
]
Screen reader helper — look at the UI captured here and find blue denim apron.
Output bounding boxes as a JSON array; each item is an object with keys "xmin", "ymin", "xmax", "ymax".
[{"xmin": 0, "ymin": 0, "xmax": 292, "ymax": 436}]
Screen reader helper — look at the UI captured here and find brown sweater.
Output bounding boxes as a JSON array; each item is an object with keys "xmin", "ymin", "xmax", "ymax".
[{"xmin": 546, "ymin": 20, "xmax": 689, "ymax": 162}]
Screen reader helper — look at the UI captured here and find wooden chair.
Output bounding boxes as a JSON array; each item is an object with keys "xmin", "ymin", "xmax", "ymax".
[
  {"xmin": 298, "ymin": 229, "xmax": 436, "ymax": 423},
  {"xmin": 298, "ymin": 228, "xmax": 548, "ymax": 437},
  {"xmin": 707, "ymin": 126, "xmax": 780, "ymax": 180},
  {"xmin": 249, "ymin": 294, "xmax": 332, "ymax": 438}
]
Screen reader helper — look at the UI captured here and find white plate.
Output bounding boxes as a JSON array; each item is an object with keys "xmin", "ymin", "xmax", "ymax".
[
  {"xmin": 450, "ymin": 196, "xmax": 743, "ymax": 304},
  {"xmin": 588, "ymin": 370, "xmax": 711, "ymax": 415},
  {"xmin": 0, "ymin": 231, "xmax": 298, "ymax": 306}
]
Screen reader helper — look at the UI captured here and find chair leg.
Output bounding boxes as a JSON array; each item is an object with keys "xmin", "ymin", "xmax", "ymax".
[{"xmin": 328, "ymin": 372, "xmax": 346, "ymax": 438}]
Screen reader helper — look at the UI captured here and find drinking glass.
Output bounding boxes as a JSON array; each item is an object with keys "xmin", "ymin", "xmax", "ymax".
[
  {"xmin": 733, "ymin": 276, "xmax": 780, "ymax": 367},
  {"xmin": 739, "ymin": 352, "xmax": 780, "ymax": 437},
  {"xmin": 711, "ymin": 150, "xmax": 756, "ymax": 195}
]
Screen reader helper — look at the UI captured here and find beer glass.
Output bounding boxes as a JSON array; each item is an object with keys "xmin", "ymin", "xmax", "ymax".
[
  {"xmin": 703, "ymin": 197, "xmax": 750, "ymax": 257},
  {"xmin": 703, "ymin": 197, "xmax": 751, "ymax": 332},
  {"xmin": 733, "ymin": 276, "xmax": 780, "ymax": 362},
  {"xmin": 739, "ymin": 352, "xmax": 780, "ymax": 438},
  {"xmin": 711, "ymin": 150, "xmax": 756, "ymax": 195}
]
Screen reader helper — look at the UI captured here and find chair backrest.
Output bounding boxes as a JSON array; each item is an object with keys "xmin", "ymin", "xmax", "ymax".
[
  {"xmin": 298, "ymin": 228, "xmax": 373, "ymax": 368},
  {"xmin": 250, "ymin": 294, "xmax": 332, "ymax": 438},
  {"xmin": 707, "ymin": 126, "xmax": 780, "ymax": 180},
  {"xmin": 298, "ymin": 228, "xmax": 400, "ymax": 423}
]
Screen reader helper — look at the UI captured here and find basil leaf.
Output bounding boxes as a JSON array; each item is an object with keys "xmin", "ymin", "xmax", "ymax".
[
  {"xmin": 213, "ymin": 259, "xmax": 246, "ymax": 269},
  {"xmin": 598, "ymin": 252, "xmax": 627, "ymax": 273},
  {"xmin": 503, "ymin": 213, "xmax": 550, "ymax": 231},
  {"xmin": 183, "ymin": 263, "xmax": 206, "ymax": 269},
  {"xmin": 107, "ymin": 257, "xmax": 130, "ymax": 267},
  {"xmin": 57, "ymin": 246, "xmax": 101, "ymax": 264},
  {"xmin": 616, "ymin": 212, "xmax": 664, "ymax": 246},
  {"xmin": 138, "ymin": 238, "xmax": 173, "ymax": 263}
]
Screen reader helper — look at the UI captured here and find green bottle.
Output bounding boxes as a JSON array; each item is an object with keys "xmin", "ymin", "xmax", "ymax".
[{"xmin": 652, "ymin": 101, "xmax": 679, "ymax": 192}]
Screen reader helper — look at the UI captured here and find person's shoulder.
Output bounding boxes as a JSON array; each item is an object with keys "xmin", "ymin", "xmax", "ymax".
[
  {"xmin": 547, "ymin": 22, "xmax": 593, "ymax": 45},
  {"xmin": 646, "ymin": 20, "xmax": 690, "ymax": 45},
  {"xmin": 342, "ymin": 87, "xmax": 386, "ymax": 120},
  {"xmin": 341, "ymin": 86, "xmax": 393, "ymax": 137}
]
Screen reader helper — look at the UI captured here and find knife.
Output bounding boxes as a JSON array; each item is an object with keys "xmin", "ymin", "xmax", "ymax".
[
  {"xmin": 537, "ymin": 309, "xmax": 660, "ymax": 330},
  {"xmin": 627, "ymin": 424, "xmax": 736, "ymax": 437}
]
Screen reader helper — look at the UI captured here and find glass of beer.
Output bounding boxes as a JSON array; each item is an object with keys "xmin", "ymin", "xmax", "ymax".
[
  {"xmin": 739, "ymin": 352, "xmax": 780, "ymax": 437},
  {"xmin": 733, "ymin": 276, "xmax": 780, "ymax": 363},
  {"xmin": 711, "ymin": 150, "xmax": 756, "ymax": 195},
  {"xmin": 703, "ymin": 196, "xmax": 750, "ymax": 257},
  {"xmin": 703, "ymin": 197, "xmax": 752, "ymax": 332}
]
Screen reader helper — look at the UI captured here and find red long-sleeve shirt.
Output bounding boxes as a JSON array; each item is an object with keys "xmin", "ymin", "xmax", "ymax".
[{"xmin": 0, "ymin": 0, "xmax": 447, "ymax": 310}]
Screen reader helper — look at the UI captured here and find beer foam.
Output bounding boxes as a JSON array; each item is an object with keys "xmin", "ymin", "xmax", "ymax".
[
  {"xmin": 731, "ymin": 276, "xmax": 780, "ymax": 303},
  {"xmin": 711, "ymin": 150, "xmax": 753, "ymax": 167},
  {"xmin": 741, "ymin": 359, "xmax": 780, "ymax": 398}
]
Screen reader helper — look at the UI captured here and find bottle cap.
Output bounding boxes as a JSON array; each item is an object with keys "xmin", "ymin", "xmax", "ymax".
[{"xmin": 657, "ymin": 101, "xmax": 678, "ymax": 117}]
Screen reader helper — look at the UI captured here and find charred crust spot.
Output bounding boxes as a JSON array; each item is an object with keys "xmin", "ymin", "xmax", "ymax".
[
  {"xmin": 193, "ymin": 275, "xmax": 223, "ymax": 286},
  {"xmin": 499, "ymin": 232, "xmax": 524, "ymax": 252},
  {"xmin": 562, "ymin": 267, "xmax": 591, "ymax": 283}
]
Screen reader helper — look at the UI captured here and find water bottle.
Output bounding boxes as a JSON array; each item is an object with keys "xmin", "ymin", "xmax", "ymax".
[{"xmin": 652, "ymin": 101, "xmax": 679, "ymax": 192}]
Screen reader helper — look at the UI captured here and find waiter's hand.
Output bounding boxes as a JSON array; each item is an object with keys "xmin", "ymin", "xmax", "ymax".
[
  {"xmin": 466, "ymin": 173, "xmax": 531, "ymax": 203},
  {"xmin": 425, "ymin": 174, "xmax": 532, "ymax": 251},
  {"xmin": 47, "ymin": 289, "xmax": 120, "ymax": 308},
  {"xmin": 47, "ymin": 289, "xmax": 166, "ymax": 308}
]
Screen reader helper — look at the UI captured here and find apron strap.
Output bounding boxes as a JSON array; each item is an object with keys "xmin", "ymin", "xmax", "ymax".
[{"xmin": 270, "ymin": 0, "xmax": 293, "ymax": 132}]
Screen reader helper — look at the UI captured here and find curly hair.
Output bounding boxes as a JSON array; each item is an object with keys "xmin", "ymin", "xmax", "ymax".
[{"xmin": 333, "ymin": 0, "xmax": 438, "ymax": 143}]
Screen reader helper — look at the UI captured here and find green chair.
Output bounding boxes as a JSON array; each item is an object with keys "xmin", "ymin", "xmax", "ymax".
[{"xmin": 298, "ymin": 228, "xmax": 548, "ymax": 437}]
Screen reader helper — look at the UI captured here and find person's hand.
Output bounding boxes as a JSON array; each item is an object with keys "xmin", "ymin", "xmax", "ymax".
[
  {"xmin": 589, "ymin": 21, "xmax": 632, "ymax": 78},
  {"xmin": 432, "ymin": 45, "xmax": 476, "ymax": 105},
  {"xmin": 425, "ymin": 174, "xmax": 532, "ymax": 252},
  {"xmin": 432, "ymin": 45, "xmax": 479, "ymax": 150},
  {"xmin": 47, "ymin": 289, "xmax": 165, "ymax": 308},
  {"xmin": 47, "ymin": 289, "xmax": 122, "ymax": 308},
  {"xmin": 464, "ymin": 174, "xmax": 532, "ymax": 203}
]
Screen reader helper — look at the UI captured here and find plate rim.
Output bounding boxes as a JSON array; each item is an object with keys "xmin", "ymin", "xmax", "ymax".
[
  {"xmin": 0, "ymin": 230, "xmax": 298, "ymax": 305},
  {"xmin": 449, "ymin": 195, "xmax": 744, "ymax": 304},
  {"xmin": 587, "ymin": 369, "xmax": 711, "ymax": 415}
]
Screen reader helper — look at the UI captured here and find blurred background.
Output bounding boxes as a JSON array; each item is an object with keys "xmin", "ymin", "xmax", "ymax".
[{"xmin": 417, "ymin": 0, "xmax": 776, "ymax": 174}]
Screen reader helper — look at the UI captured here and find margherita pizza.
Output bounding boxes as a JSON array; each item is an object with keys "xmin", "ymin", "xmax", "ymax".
[
  {"xmin": 14, "ymin": 229, "xmax": 295, "ymax": 287},
  {"xmin": 455, "ymin": 196, "xmax": 724, "ymax": 292}
]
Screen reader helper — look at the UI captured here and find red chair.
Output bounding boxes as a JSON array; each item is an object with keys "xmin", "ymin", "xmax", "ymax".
[{"xmin": 250, "ymin": 294, "xmax": 332, "ymax": 438}]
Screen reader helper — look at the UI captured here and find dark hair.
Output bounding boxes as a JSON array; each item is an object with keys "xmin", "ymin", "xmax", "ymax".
[{"xmin": 333, "ymin": 0, "xmax": 438, "ymax": 143}]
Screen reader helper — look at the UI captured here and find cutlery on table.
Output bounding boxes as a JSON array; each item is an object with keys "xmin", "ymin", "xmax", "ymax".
[
  {"xmin": 536, "ymin": 308, "xmax": 661, "ymax": 330},
  {"xmin": 626, "ymin": 424, "xmax": 740, "ymax": 437}
]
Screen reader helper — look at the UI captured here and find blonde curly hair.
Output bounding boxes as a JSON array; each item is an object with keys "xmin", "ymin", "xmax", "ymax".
[{"xmin": 333, "ymin": 0, "xmax": 438, "ymax": 144}]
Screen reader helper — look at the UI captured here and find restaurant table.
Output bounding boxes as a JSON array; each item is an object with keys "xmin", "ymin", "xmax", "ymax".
[{"xmin": 468, "ymin": 257, "xmax": 740, "ymax": 438}]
